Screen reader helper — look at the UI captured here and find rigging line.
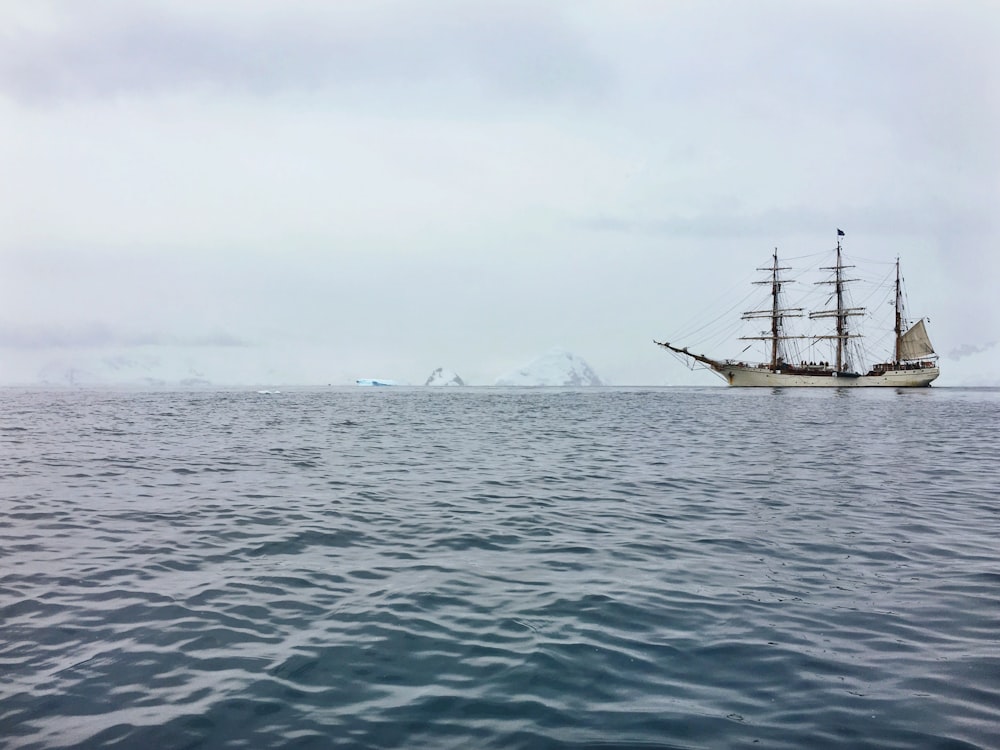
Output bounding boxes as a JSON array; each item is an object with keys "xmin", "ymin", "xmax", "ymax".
[
  {"xmin": 668, "ymin": 274, "xmax": 742, "ymax": 333},
  {"xmin": 849, "ymin": 254, "xmax": 896, "ymax": 266},
  {"xmin": 704, "ymin": 320, "xmax": 745, "ymax": 352},
  {"xmin": 854, "ymin": 268, "xmax": 895, "ymax": 309},
  {"xmin": 867, "ymin": 328, "xmax": 895, "ymax": 351},
  {"xmin": 784, "ymin": 280, "xmax": 819, "ymax": 309},
  {"xmin": 669, "ymin": 248, "xmax": 800, "ymax": 341},
  {"xmin": 900, "ymin": 277, "xmax": 916, "ymax": 327},
  {"xmin": 780, "ymin": 250, "xmax": 828, "ymax": 263},
  {"xmin": 696, "ymin": 314, "xmax": 742, "ymax": 346},
  {"xmin": 671, "ymin": 286, "xmax": 757, "ymax": 342},
  {"xmin": 693, "ymin": 317, "xmax": 745, "ymax": 356}
]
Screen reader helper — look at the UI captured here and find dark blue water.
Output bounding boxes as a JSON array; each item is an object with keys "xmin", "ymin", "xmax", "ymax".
[{"xmin": 2, "ymin": 386, "xmax": 998, "ymax": 749}]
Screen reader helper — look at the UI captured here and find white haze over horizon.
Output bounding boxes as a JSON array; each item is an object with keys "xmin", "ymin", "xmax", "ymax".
[{"xmin": 1, "ymin": 1, "xmax": 998, "ymax": 387}]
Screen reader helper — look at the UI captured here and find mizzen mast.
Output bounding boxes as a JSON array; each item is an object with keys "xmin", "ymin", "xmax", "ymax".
[
  {"xmin": 893, "ymin": 258, "xmax": 903, "ymax": 364},
  {"xmin": 892, "ymin": 259, "xmax": 937, "ymax": 365}
]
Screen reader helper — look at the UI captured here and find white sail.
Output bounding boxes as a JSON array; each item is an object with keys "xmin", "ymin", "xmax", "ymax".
[{"xmin": 898, "ymin": 319, "xmax": 935, "ymax": 360}]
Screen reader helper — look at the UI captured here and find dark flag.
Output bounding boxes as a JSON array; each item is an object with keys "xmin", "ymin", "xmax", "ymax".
[{"xmin": 837, "ymin": 228, "xmax": 845, "ymax": 236}]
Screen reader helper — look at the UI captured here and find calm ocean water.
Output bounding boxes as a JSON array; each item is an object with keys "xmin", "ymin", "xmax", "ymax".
[{"xmin": 2, "ymin": 386, "xmax": 998, "ymax": 749}]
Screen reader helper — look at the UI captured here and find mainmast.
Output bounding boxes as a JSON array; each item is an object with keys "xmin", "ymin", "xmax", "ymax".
[
  {"xmin": 810, "ymin": 232, "xmax": 864, "ymax": 372},
  {"xmin": 741, "ymin": 250, "xmax": 802, "ymax": 369},
  {"xmin": 835, "ymin": 240, "xmax": 847, "ymax": 370}
]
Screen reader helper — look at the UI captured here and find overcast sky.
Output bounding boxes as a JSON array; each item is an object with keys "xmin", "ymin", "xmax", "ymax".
[{"xmin": 1, "ymin": 0, "xmax": 998, "ymax": 386}]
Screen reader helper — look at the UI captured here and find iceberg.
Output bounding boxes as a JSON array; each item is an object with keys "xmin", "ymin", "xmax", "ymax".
[
  {"xmin": 495, "ymin": 348, "xmax": 605, "ymax": 386},
  {"xmin": 424, "ymin": 368, "xmax": 466, "ymax": 386}
]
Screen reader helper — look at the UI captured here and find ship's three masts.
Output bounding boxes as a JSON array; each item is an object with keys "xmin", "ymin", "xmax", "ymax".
[{"xmin": 653, "ymin": 230, "xmax": 938, "ymax": 386}]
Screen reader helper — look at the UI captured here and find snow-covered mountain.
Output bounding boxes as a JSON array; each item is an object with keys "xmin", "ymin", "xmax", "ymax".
[
  {"xmin": 35, "ymin": 354, "xmax": 213, "ymax": 387},
  {"xmin": 24, "ymin": 346, "xmax": 303, "ymax": 387},
  {"xmin": 424, "ymin": 368, "xmax": 465, "ymax": 386},
  {"xmin": 495, "ymin": 349, "xmax": 605, "ymax": 386},
  {"xmin": 9, "ymin": 347, "xmax": 612, "ymax": 388}
]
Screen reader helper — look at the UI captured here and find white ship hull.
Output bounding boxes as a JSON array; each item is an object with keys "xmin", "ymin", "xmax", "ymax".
[{"xmin": 718, "ymin": 365, "xmax": 939, "ymax": 387}]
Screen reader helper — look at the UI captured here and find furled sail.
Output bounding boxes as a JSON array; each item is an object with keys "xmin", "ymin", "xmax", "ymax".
[{"xmin": 899, "ymin": 319, "xmax": 935, "ymax": 360}]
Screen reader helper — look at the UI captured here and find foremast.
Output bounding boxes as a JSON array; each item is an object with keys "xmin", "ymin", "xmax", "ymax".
[
  {"xmin": 655, "ymin": 249, "xmax": 804, "ymax": 376},
  {"xmin": 739, "ymin": 250, "xmax": 802, "ymax": 369}
]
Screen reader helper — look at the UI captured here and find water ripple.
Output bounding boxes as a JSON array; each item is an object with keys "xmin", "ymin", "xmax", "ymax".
[{"xmin": 1, "ymin": 386, "xmax": 998, "ymax": 749}]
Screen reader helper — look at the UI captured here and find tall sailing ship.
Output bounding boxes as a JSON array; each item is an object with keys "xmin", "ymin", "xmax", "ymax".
[{"xmin": 655, "ymin": 231, "xmax": 939, "ymax": 387}]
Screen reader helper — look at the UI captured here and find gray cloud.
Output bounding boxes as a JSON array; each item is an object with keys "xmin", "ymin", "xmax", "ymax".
[
  {"xmin": 582, "ymin": 204, "xmax": 998, "ymax": 240},
  {"xmin": 948, "ymin": 341, "xmax": 999, "ymax": 361},
  {"xmin": 0, "ymin": 2, "xmax": 614, "ymax": 108},
  {"xmin": 0, "ymin": 322, "xmax": 252, "ymax": 350},
  {"xmin": 0, "ymin": 1, "xmax": 997, "ymax": 386}
]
